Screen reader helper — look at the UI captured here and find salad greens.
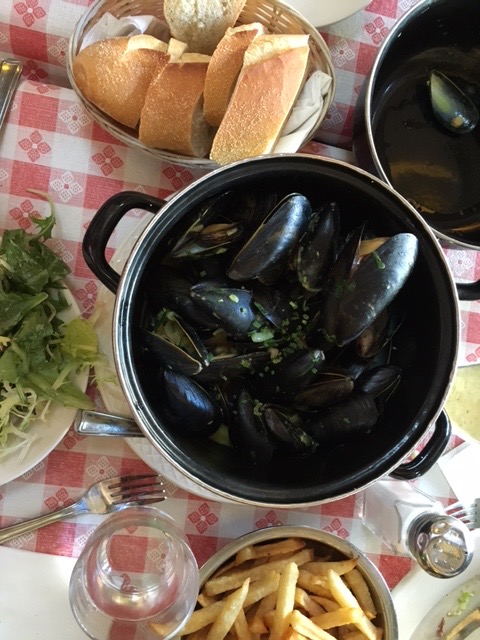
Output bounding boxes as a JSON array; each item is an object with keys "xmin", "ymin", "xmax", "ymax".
[{"xmin": 0, "ymin": 194, "xmax": 101, "ymax": 458}]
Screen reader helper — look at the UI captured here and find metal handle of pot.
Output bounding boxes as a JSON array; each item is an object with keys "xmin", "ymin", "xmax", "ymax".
[
  {"xmin": 75, "ymin": 410, "xmax": 144, "ymax": 437},
  {"xmin": 83, "ymin": 191, "xmax": 166, "ymax": 293},
  {"xmin": 389, "ymin": 410, "xmax": 451, "ymax": 480}
]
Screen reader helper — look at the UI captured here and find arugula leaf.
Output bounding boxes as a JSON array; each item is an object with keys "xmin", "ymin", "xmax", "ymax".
[
  {"xmin": 0, "ymin": 229, "xmax": 70, "ymax": 294},
  {"xmin": 0, "ymin": 290, "xmax": 48, "ymax": 334}
]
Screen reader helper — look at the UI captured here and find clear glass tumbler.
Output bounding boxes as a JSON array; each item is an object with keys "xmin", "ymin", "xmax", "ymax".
[{"xmin": 69, "ymin": 505, "xmax": 199, "ymax": 640}]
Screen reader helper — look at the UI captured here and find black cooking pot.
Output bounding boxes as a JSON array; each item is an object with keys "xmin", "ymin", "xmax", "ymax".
[
  {"xmin": 83, "ymin": 155, "xmax": 458, "ymax": 507},
  {"xmin": 353, "ymin": 0, "xmax": 480, "ymax": 287}
]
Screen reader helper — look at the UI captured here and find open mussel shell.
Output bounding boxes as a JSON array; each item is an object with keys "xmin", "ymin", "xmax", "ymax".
[
  {"xmin": 429, "ymin": 70, "xmax": 479, "ymax": 135},
  {"xmin": 140, "ymin": 310, "xmax": 209, "ymax": 377}
]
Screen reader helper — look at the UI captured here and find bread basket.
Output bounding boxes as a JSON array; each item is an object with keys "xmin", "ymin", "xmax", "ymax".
[{"xmin": 67, "ymin": 0, "xmax": 336, "ymax": 169}]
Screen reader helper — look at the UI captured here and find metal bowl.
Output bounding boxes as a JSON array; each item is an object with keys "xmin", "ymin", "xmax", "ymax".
[
  {"xmin": 198, "ymin": 525, "xmax": 398, "ymax": 640},
  {"xmin": 353, "ymin": 0, "xmax": 480, "ymax": 254},
  {"xmin": 83, "ymin": 155, "xmax": 458, "ymax": 507}
]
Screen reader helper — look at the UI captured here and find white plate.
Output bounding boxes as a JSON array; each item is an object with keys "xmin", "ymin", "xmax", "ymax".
[
  {"xmin": 392, "ymin": 529, "xmax": 480, "ymax": 639},
  {"xmin": 92, "ymin": 217, "xmax": 232, "ymax": 502},
  {"xmin": 0, "ymin": 284, "xmax": 89, "ymax": 486},
  {"xmin": 285, "ymin": 0, "xmax": 371, "ymax": 27}
]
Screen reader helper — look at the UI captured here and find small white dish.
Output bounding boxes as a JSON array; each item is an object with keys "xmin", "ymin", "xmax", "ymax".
[
  {"xmin": 0, "ymin": 285, "xmax": 88, "ymax": 486},
  {"xmin": 392, "ymin": 529, "xmax": 480, "ymax": 639},
  {"xmin": 92, "ymin": 216, "xmax": 233, "ymax": 502},
  {"xmin": 285, "ymin": 0, "xmax": 371, "ymax": 27}
]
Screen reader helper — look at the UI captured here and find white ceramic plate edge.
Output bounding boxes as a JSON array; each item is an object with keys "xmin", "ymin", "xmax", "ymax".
[
  {"xmin": 392, "ymin": 528, "xmax": 480, "ymax": 639},
  {"xmin": 284, "ymin": 0, "xmax": 371, "ymax": 27},
  {"xmin": 0, "ymin": 284, "xmax": 89, "ymax": 486},
  {"xmin": 92, "ymin": 217, "xmax": 234, "ymax": 502}
]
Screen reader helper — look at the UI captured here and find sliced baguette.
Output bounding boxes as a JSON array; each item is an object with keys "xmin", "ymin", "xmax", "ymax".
[
  {"xmin": 163, "ymin": 0, "xmax": 247, "ymax": 54},
  {"xmin": 204, "ymin": 22, "xmax": 266, "ymax": 127},
  {"xmin": 139, "ymin": 53, "xmax": 214, "ymax": 158},
  {"xmin": 210, "ymin": 34, "xmax": 310, "ymax": 165},
  {"xmin": 72, "ymin": 35, "xmax": 169, "ymax": 129}
]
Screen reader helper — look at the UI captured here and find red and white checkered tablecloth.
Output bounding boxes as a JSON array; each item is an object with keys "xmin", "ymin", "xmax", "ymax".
[{"xmin": 1, "ymin": 0, "xmax": 479, "ymax": 600}]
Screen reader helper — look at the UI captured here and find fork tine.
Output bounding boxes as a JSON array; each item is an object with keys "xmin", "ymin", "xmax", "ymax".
[
  {"xmin": 106, "ymin": 474, "xmax": 162, "ymax": 488},
  {"xmin": 106, "ymin": 474, "xmax": 166, "ymax": 506}
]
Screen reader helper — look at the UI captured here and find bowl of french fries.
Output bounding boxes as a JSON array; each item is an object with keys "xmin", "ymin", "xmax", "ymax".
[{"xmin": 150, "ymin": 526, "xmax": 397, "ymax": 640}]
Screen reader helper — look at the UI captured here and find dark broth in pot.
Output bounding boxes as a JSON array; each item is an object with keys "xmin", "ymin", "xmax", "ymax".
[{"xmin": 372, "ymin": 46, "xmax": 480, "ymax": 244}]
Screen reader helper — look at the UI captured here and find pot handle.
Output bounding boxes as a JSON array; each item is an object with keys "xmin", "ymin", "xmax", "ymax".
[
  {"xmin": 456, "ymin": 281, "xmax": 480, "ymax": 301},
  {"xmin": 83, "ymin": 191, "xmax": 166, "ymax": 293},
  {"xmin": 389, "ymin": 410, "xmax": 451, "ymax": 480}
]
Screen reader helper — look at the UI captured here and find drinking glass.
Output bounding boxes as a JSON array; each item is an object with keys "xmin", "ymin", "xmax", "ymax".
[{"xmin": 69, "ymin": 505, "xmax": 199, "ymax": 640}]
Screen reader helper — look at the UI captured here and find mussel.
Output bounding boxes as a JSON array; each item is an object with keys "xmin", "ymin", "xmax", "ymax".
[
  {"xmin": 160, "ymin": 369, "xmax": 223, "ymax": 436},
  {"xmin": 229, "ymin": 389, "xmax": 274, "ymax": 465},
  {"xmin": 140, "ymin": 309, "xmax": 209, "ymax": 376},
  {"xmin": 429, "ymin": 70, "xmax": 479, "ymax": 135},
  {"xmin": 334, "ymin": 233, "xmax": 418, "ymax": 347},
  {"xmin": 228, "ymin": 193, "xmax": 311, "ymax": 285}
]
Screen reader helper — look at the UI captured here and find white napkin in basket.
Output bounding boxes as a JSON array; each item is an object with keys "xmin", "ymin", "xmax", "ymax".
[
  {"xmin": 79, "ymin": 13, "xmax": 170, "ymax": 51},
  {"xmin": 79, "ymin": 13, "xmax": 332, "ymax": 154}
]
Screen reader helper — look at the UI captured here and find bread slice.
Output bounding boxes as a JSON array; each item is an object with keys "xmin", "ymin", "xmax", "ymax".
[
  {"xmin": 210, "ymin": 34, "xmax": 310, "ymax": 165},
  {"xmin": 204, "ymin": 22, "xmax": 266, "ymax": 127},
  {"xmin": 72, "ymin": 35, "xmax": 169, "ymax": 129},
  {"xmin": 163, "ymin": 0, "xmax": 247, "ymax": 54},
  {"xmin": 139, "ymin": 53, "xmax": 215, "ymax": 157}
]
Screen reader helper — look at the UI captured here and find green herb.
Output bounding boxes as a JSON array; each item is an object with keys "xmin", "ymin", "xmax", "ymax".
[
  {"xmin": 0, "ymin": 193, "xmax": 101, "ymax": 458},
  {"xmin": 373, "ymin": 251, "xmax": 386, "ymax": 270}
]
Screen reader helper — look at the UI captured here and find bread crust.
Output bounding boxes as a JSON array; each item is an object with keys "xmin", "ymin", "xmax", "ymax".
[
  {"xmin": 139, "ymin": 58, "xmax": 214, "ymax": 157},
  {"xmin": 163, "ymin": 0, "xmax": 247, "ymax": 54},
  {"xmin": 72, "ymin": 36, "xmax": 169, "ymax": 129},
  {"xmin": 210, "ymin": 46, "xmax": 310, "ymax": 165},
  {"xmin": 204, "ymin": 23, "xmax": 265, "ymax": 127}
]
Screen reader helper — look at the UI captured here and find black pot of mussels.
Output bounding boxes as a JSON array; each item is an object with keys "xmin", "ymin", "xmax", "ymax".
[
  {"xmin": 83, "ymin": 154, "xmax": 458, "ymax": 507},
  {"xmin": 353, "ymin": 0, "xmax": 480, "ymax": 287}
]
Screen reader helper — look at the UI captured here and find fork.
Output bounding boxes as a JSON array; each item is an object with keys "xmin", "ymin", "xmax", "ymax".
[
  {"xmin": 445, "ymin": 497, "xmax": 480, "ymax": 530},
  {"xmin": 0, "ymin": 474, "xmax": 165, "ymax": 544}
]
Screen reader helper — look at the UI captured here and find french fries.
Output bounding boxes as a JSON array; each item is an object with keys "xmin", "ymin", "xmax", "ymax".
[{"xmin": 150, "ymin": 537, "xmax": 385, "ymax": 640}]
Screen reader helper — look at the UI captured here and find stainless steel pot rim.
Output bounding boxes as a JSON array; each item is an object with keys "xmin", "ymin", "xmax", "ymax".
[{"xmin": 110, "ymin": 153, "xmax": 459, "ymax": 508}]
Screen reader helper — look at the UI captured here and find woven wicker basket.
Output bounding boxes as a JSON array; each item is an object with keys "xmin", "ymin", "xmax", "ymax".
[{"xmin": 67, "ymin": 0, "xmax": 336, "ymax": 168}]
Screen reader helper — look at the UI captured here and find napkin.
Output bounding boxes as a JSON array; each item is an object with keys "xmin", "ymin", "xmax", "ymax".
[
  {"xmin": 0, "ymin": 546, "xmax": 85, "ymax": 639},
  {"xmin": 79, "ymin": 13, "xmax": 332, "ymax": 154},
  {"xmin": 79, "ymin": 13, "xmax": 170, "ymax": 50},
  {"xmin": 273, "ymin": 71, "xmax": 332, "ymax": 153},
  {"xmin": 438, "ymin": 441, "xmax": 480, "ymax": 506}
]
